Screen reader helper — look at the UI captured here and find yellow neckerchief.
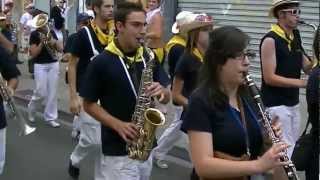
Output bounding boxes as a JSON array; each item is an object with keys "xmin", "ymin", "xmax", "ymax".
[
  {"xmin": 192, "ymin": 48, "xmax": 204, "ymax": 63},
  {"xmin": 271, "ymin": 24, "xmax": 294, "ymax": 51},
  {"xmin": 106, "ymin": 19, "xmax": 115, "ymax": 43},
  {"xmin": 165, "ymin": 35, "xmax": 186, "ymax": 54},
  {"xmin": 105, "ymin": 39, "xmax": 144, "ymax": 63},
  {"xmin": 90, "ymin": 20, "xmax": 114, "ymax": 46}
]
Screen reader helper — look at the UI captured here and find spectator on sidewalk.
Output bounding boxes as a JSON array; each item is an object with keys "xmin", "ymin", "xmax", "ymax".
[
  {"xmin": 145, "ymin": 0, "xmax": 165, "ymax": 64},
  {"xmin": 20, "ymin": 3, "xmax": 34, "ymax": 54}
]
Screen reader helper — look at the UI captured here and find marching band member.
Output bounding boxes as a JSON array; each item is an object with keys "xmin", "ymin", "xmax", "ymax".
[
  {"xmin": 27, "ymin": 13, "xmax": 63, "ymax": 128},
  {"xmin": 260, "ymin": 0, "xmax": 313, "ymax": 161},
  {"xmin": 67, "ymin": 0, "xmax": 114, "ymax": 179},
  {"xmin": 81, "ymin": 2, "xmax": 170, "ymax": 179},
  {"xmin": 0, "ymin": 44, "xmax": 20, "ymax": 175},
  {"xmin": 182, "ymin": 26, "xmax": 287, "ymax": 180},
  {"xmin": 304, "ymin": 25, "xmax": 319, "ymax": 180},
  {"xmin": 153, "ymin": 11, "xmax": 210, "ymax": 169}
]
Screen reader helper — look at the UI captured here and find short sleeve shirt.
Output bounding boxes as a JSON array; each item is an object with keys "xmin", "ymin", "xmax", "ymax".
[
  {"xmin": 80, "ymin": 50, "xmax": 170, "ymax": 156},
  {"xmin": 70, "ymin": 26, "xmax": 105, "ymax": 92},
  {"xmin": 63, "ymin": 33, "xmax": 77, "ymax": 53},
  {"xmin": 181, "ymin": 88, "xmax": 263, "ymax": 158},
  {"xmin": 0, "ymin": 46, "xmax": 21, "ymax": 129},
  {"xmin": 168, "ymin": 44, "xmax": 185, "ymax": 79},
  {"xmin": 174, "ymin": 51, "xmax": 202, "ymax": 99},
  {"xmin": 29, "ymin": 30, "xmax": 58, "ymax": 64}
]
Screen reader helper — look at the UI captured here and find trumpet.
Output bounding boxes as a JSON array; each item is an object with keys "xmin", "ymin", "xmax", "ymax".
[{"xmin": 0, "ymin": 74, "xmax": 36, "ymax": 136}]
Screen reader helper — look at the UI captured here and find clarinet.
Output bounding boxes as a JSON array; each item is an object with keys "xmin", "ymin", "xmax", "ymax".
[{"xmin": 244, "ymin": 73, "xmax": 300, "ymax": 180}]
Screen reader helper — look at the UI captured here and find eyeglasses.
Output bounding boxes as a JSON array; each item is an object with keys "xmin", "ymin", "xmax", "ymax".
[
  {"xmin": 234, "ymin": 50, "xmax": 256, "ymax": 61},
  {"xmin": 281, "ymin": 9, "xmax": 301, "ymax": 16}
]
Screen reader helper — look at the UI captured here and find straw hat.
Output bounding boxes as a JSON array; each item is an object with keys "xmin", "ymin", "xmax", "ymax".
[
  {"xmin": 30, "ymin": 13, "xmax": 49, "ymax": 29},
  {"xmin": 269, "ymin": 0, "xmax": 300, "ymax": 17},
  {"xmin": 171, "ymin": 11, "xmax": 193, "ymax": 34},
  {"xmin": 179, "ymin": 13, "xmax": 213, "ymax": 33}
]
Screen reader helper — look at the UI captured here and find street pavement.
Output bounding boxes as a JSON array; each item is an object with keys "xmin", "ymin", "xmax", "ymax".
[{"xmin": 0, "ymin": 55, "xmax": 309, "ymax": 180}]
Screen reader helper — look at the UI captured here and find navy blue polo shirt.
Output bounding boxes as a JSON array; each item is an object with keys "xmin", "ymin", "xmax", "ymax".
[
  {"xmin": 181, "ymin": 88, "xmax": 263, "ymax": 158},
  {"xmin": 80, "ymin": 48, "xmax": 170, "ymax": 156},
  {"xmin": 168, "ymin": 44, "xmax": 185, "ymax": 79},
  {"xmin": 0, "ymin": 46, "xmax": 21, "ymax": 129},
  {"xmin": 174, "ymin": 51, "xmax": 202, "ymax": 100},
  {"xmin": 70, "ymin": 25, "xmax": 105, "ymax": 92}
]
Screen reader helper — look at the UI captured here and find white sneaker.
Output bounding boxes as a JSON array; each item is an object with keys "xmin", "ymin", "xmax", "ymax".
[
  {"xmin": 47, "ymin": 120, "xmax": 60, "ymax": 128},
  {"xmin": 155, "ymin": 159, "xmax": 168, "ymax": 169}
]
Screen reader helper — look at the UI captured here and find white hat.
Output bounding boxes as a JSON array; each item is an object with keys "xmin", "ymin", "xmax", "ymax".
[
  {"xmin": 269, "ymin": 0, "xmax": 300, "ymax": 17},
  {"xmin": 179, "ymin": 13, "xmax": 213, "ymax": 33},
  {"xmin": 30, "ymin": 13, "xmax": 49, "ymax": 29},
  {"xmin": 171, "ymin": 11, "xmax": 193, "ymax": 34}
]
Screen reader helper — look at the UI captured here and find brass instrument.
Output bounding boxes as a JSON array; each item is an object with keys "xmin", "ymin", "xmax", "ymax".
[
  {"xmin": 32, "ymin": 14, "xmax": 57, "ymax": 59},
  {"xmin": 0, "ymin": 74, "xmax": 36, "ymax": 136},
  {"xmin": 127, "ymin": 46, "xmax": 166, "ymax": 161},
  {"xmin": 244, "ymin": 73, "xmax": 300, "ymax": 180}
]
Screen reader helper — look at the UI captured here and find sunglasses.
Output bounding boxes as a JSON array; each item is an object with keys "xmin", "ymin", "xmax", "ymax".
[{"xmin": 281, "ymin": 9, "xmax": 301, "ymax": 16}]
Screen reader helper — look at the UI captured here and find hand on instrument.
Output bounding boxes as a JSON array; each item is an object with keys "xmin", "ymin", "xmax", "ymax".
[
  {"xmin": 271, "ymin": 116, "xmax": 282, "ymax": 138},
  {"xmin": 115, "ymin": 121, "xmax": 138, "ymax": 143},
  {"xmin": 146, "ymin": 82, "xmax": 165, "ymax": 102},
  {"xmin": 256, "ymin": 142, "xmax": 290, "ymax": 173}
]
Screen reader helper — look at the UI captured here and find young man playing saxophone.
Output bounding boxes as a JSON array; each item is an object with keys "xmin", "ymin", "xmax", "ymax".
[{"xmin": 81, "ymin": 2, "xmax": 170, "ymax": 180}]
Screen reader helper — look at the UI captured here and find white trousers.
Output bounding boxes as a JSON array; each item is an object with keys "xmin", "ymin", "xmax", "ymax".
[
  {"xmin": 28, "ymin": 62, "xmax": 59, "ymax": 121},
  {"xmin": 97, "ymin": 155, "xmax": 153, "ymax": 180},
  {"xmin": 70, "ymin": 110, "xmax": 102, "ymax": 179},
  {"xmin": 153, "ymin": 105, "xmax": 183, "ymax": 160},
  {"xmin": 0, "ymin": 128, "xmax": 6, "ymax": 175},
  {"xmin": 266, "ymin": 104, "xmax": 301, "ymax": 158}
]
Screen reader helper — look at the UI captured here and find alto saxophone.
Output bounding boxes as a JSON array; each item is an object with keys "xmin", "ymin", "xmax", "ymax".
[
  {"xmin": 244, "ymin": 73, "xmax": 300, "ymax": 180},
  {"xmin": 0, "ymin": 74, "xmax": 36, "ymax": 136},
  {"xmin": 127, "ymin": 47, "xmax": 166, "ymax": 161}
]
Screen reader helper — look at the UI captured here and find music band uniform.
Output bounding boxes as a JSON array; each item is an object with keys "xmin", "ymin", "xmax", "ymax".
[
  {"xmin": 28, "ymin": 25, "xmax": 60, "ymax": 126},
  {"xmin": 0, "ymin": 46, "xmax": 20, "ymax": 174},
  {"xmin": 80, "ymin": 39, "xmax": 170, "ymax": 180},
  {"xmin": 260, "ymin": 24, "xmax": 305, "ymax": 158},
  {"xmin": 68, "ymin": 20, "xmax": 113, "ymax": 179}
]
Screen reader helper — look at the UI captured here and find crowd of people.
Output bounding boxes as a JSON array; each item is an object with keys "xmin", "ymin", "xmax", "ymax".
[{"xmin": 0, "ymin": 0, "xmax": 318, "ymax": 180}]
